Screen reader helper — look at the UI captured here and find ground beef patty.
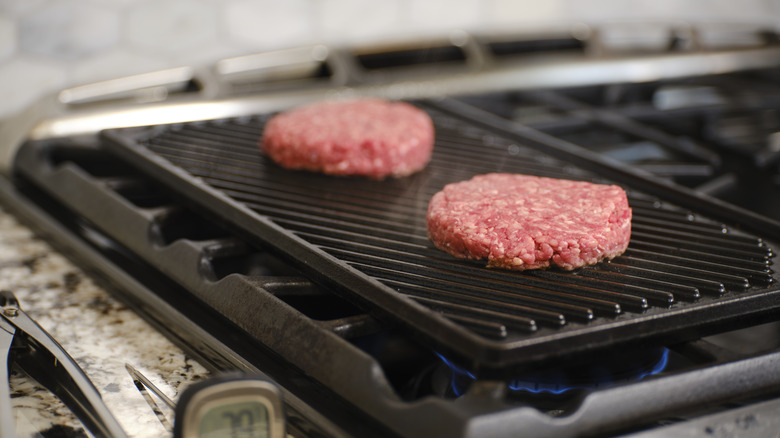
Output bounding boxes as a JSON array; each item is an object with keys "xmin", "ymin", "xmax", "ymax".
[
  {"xmin": 426, "ymin": 173, "xmax": 632, "ymax": 271},
  {"xmin": 261, "ymin": 98, "xmax": 434, "ymax": 179}
]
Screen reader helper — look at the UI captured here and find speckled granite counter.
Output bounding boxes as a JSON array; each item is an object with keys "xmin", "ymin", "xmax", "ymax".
[{"xmin": 1, "ymin": 206, "xmax": 209, "ymax": 437}]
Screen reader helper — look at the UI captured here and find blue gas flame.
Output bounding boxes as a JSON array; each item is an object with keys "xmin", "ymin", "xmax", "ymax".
[
  {"xmin": 438, "ymin": 348, "xmax": 670, "ymax": 397},
  {"xmin": 434, "ymin": 352, "xmax": 475, "ymax": 397}
]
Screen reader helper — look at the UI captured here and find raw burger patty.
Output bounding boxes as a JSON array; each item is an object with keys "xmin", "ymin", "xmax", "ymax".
[
  {"xmin": 426, "ymin": 173, "xmax": 632, "ymax": 271},
  {"xmin": 261, "ymin": 98, "xmax": 434, "ymax": 178}
]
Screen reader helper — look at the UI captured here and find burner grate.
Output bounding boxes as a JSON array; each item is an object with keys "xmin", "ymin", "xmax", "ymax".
[{"xmin": 102, "ymin": 102, "xmax": 778, "ymax": 373}]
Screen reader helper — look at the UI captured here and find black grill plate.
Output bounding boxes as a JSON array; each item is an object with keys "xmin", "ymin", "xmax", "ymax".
[{"xmin": 102, "ymin": 101, "xmax": 779, "ymax": 374}]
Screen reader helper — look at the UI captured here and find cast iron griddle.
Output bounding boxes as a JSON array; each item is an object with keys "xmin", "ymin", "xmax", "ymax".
[{"xmin": 102, "ymin": 99, "xmax": 778, "ymax": 374}]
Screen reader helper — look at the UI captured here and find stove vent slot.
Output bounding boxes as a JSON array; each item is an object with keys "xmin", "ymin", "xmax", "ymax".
[
  {"xmin": 697, "ymin": 26, "xmax": 779, "ymax": 49},
  {"xmin": 487, "ymin": 37, "xmax": 585, "ymax": 59},
  {"xmin": 353, "ymin": 39, "xmax": 468, "ymax": 72}
]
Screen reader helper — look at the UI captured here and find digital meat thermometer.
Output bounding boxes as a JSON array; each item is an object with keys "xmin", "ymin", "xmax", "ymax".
[
  {"xmin": 126, "ymin": 365, "xmax": 286, "ymax": 438},
  {"xmin": 173, "ymin": 374, "xmax": 286, "ymax": 438}
]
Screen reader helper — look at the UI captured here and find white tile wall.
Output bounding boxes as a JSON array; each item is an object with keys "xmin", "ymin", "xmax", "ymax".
[
  {"xmin": 19, "ymin": 2, "xmax": 120, "ymax": 61},
  {"xmin": 317, "ymin": 0, "xmax": 404, "ymax": 44},
  {"xmin": 0, "ymin": 57, "xmax": 67, "ymax": 113},
  {"xmin": 0, "ymin": 16, "xmax": 15, "ymax": 61},
  {"xmin": 125, "ymin": 0, "xmax": 220, "ymax": 54},
  {"xmin": 1, "ymin": 0, "xmax": 780, "ymax": 119},
  {"xmin": 407, "ymin": 0, "xmax": 485, "ymax": 36},
  {"xmin": 227, "ymin": 0, "xmax": 314, "ymax": 49}
]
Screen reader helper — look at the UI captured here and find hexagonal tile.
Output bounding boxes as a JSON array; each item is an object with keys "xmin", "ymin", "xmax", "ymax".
[
  {"xmin": 225, "ymin": 0, "xmax": 313, "ymax": 50},
  {"xmin": 0, "ymin": 0, "xmax": 47, "ymax": 19},
  {"xmin": 68, "ymin": 50, "xmax": 171, "ymax": 86},
  {"xmin": 488, "ymin": 0, "xmax": 563, "ymax": 27},
  {"xmin": 316, "ymin": 0, "xmax": 401, "ymax": 45},
  {"xmin": 169, "ymin": 41, "xmax": 247, "ymax": 67},
  {"xmin": 406, "ymin": 0, "xmax": 483, "ymax": 36},
  {"xmin": 125, "ymin": 0, "xmax": 218, "ymax": 53},
  {"xmin": 557, "ymin": 0, "xmax": 775, "ymax": 23},
  {"xmin": 0, "ymin": 57, "xmax": 67, "ymax": 119},
  {"xmin": 0, "ymin": 16, "xmax": 16, "ymax": 61},
  {"xmin": 19, "ymin": 1, "xmax": 120, "ymax": 60}
]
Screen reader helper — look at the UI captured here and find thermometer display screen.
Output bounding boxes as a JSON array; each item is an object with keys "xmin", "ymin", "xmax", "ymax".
[{"xmin": 198, "ymin": 400, "xmax": 270, "ymax": 438}]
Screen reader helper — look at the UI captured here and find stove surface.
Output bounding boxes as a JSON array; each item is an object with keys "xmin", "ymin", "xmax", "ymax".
[{"xmin": 6, "ymin": 31, "xmax": 780, "ymax": 438}]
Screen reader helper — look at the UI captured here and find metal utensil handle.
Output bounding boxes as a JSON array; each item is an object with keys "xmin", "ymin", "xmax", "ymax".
[
  {"xmin": 0, "ymin": 317, "xmax": 17, "ymax": 438},
  {"xmin": 1, "ymin": 291, "xmax": 127, "ymax": 438}
]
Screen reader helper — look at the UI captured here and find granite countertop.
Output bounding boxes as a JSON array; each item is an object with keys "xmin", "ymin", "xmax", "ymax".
[{"xmin": 1, "ymin": 206, "xmax": 209, "ymax": 437}]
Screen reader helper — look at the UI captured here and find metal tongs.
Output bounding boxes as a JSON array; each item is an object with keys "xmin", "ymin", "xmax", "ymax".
[{"xmin": 0, "ymin": 291, "xmax": 127, "ymax": 437}]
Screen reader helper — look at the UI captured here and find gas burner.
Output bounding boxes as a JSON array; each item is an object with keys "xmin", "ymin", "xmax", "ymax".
[{"xmin": 436, "ymin": 347, "xmax": 670, "ymax": 399}]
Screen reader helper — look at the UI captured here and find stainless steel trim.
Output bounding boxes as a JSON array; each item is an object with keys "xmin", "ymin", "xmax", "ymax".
[
  {"xmin": 216, "ymin": 45, "xmax": 335, "ymax": 84},
  {"xmin": 28, "ymin": 46, "xmax": 780, "ymax": 139},
  {"xmin": 58, "ymin": 67, "xmax": 196, "ymax": 106},
  {"xmin": 4, "ymin": 40, "xmax": 780, "ymax": 176}
]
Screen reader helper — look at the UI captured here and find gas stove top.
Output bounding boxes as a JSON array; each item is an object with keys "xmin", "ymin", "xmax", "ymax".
[
  {"xmin": 459, "ymin": 71, "xmax": 780, "ymax": 223},
  {"xmin": 4, "ymin": 26, "xmax": 780, "ymax": 437}
]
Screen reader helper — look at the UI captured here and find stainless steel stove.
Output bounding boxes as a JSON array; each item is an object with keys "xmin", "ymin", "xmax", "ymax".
[{"xmin": 4, "ymin": 24, "xmax": 780, "ymax": 437}]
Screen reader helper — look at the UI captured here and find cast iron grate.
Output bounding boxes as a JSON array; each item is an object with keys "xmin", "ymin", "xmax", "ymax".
[{"xmin": 103, "ymin": 102, "xmax": 777, "ymax": 372}]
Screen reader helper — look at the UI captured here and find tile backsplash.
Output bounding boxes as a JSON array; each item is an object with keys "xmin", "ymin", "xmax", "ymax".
[{"xmin": 1, "ymin": 0, "xmax": 780, "ymax": 119}]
